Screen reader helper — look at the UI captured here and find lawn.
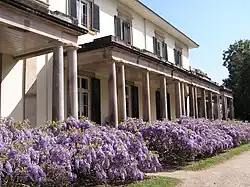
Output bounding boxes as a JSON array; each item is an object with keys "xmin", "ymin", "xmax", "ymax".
[
  {"xmin": 183, "ymin": 143, "xmax": 250, "ymax": 171},
  {"xmin": 125, "ymin": 176, "xmax": 180, "ymax": 187}
]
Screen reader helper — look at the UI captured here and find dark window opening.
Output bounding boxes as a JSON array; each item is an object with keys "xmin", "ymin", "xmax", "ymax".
[
  {"xmin": 114, "ymin": 16, "xmax": 132, "ymax": 45},
  {"xmin": 68, "ymin": 0, "xmax": 100, "ymax": 32},
  {"xmin": 174, "ymin": 49, "xmax": 182, "ymax": 66}
]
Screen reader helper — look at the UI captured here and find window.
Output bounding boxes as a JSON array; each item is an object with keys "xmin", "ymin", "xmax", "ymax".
[
  {"xmin": 77, "ymin": 0, "xmax": 88, "ymax": 27},
  {"xmin": 174, "ymin": 48, "xmax": 182, "ymax": 66},
  {"xmin": 114, "ymin": 16, "xmax": 132, "ymax": 45},
  {"xmin": 68, "ymin": 0, "xmax": 100, "ymax": 32},
  {"xmin": 156, "ymin": 40, "xmax": 161, "ymax": 57},
  {"xmin": 153, "ymin": 35, "xmax": 168, "ymax": 61},
  {"xmin": 78, "ymin": 77, "xmax": 90, "ymax": 118}
]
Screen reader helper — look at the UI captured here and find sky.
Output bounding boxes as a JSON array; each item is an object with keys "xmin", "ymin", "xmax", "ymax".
[{"xmin": 141, "ymin": 0, "xmax": 250, "ymax": 84}]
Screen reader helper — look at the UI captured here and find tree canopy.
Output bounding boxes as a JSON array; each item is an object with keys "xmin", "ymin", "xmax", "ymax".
[{"xmin": 222, "ymin": 40, "xmax": 250, "ymax": 120}]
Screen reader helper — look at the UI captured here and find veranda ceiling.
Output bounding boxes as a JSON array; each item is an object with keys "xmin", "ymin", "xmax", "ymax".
[{"xmin": 0, "ymin": 23, "xmax": 53, "ymax": 58}]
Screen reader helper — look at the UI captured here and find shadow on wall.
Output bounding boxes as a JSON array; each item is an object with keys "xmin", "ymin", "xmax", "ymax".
[{"xmin": 1, "ymin": 54, "xmax": 54, "ymax": 126}]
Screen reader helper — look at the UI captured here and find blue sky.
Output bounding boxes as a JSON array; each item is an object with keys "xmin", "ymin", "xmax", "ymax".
[{"xmin": 141, "ymin": 0, "xmax": 250, "ymax": 84}]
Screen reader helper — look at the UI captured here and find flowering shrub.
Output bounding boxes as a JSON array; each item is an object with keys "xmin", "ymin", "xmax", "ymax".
[
  {"xmin": 119, "ymin": 118, "xmax": 201, "ymax": 165},
  {"xmin": 178, "ymin": 118, "xmax": 235, "ymax": 157},
  {"xmin": 0, "ymin": 117, "xmax": 161, "ymax": 186},
  {"xmin": 119, "ymin": 117, "xmax": 250, "ymax": 166},
  {"xmin": 140, "ymin": 121, "xmax": 201, "ymax": 165},
  {"xmin": 1, "ymin": 116, "xmax": 250, "ymax": 186},
  {"xmin": 214, "ymin": 120, "xmax": 250, "ymax": 146}
]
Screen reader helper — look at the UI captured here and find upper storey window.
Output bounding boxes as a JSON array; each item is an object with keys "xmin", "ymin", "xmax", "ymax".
[
  {"xmin": 114, "ymin": 16, "xmax": 132, "ymax": 45},
  {"xmin": 68, "ymin": 0, "xmax": 100, "ymax": 32},
  {"xmin": 174, "ymin": 46, "xmax": 182, "ymax": 67},
  {"xmin": 114, "ymin": 6, "xmax": 133, "ymax": 45},
  {"xmin": 153, "ymin": 33, "xmax": 168, "ymax": 61}
]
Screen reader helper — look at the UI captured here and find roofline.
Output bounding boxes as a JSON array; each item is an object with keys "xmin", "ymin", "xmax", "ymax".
[
  {"xmin": 78, "ymin": 36, "xmax": 223, "ymax": 90},
  {"xmin": 220, "ymin": 86, "xmax": 233, "ymax": 95},
  {"xmin": 135, "ymin": 0, "xmax": 199, "ymax": 48},
  {"xmin": 2, "ymin": 0, "xmax": 88, "ymax": 35}
]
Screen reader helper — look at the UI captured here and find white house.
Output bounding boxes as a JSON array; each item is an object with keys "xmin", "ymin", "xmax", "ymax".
[{"xmin": 0, "ymin": 0, "xmax": 234, "ymax": 126}]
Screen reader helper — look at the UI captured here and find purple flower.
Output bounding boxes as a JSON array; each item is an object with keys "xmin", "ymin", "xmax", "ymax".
[{"xmin": 5, "ymin": 161, "xmax": 12, "ymax": 176}]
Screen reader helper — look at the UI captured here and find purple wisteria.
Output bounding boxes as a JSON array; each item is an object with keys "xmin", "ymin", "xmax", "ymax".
[
  {"xmin": 119, "ymin": 117, "xmax": 250, "ymax": 166},
  {"xmin": 0, "ymin": 117, "xmax": 161, "ymax": 186},
  {"xmin": 1, "ymin": 116, "xmax": 250, "ymax": 186}
]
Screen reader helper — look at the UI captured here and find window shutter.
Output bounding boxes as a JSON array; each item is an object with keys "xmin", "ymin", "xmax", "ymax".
[
  {"xmin": 164, "ymin": 43, "xmax": 168, "ymax": 61},
  {"xmin": 131, "ymin": 86, "xmax": 139, "ymax": 118},
  {"xmin": 90, "ymin": 3, "xmax": 100, "ymax": 32},
  {"xmin": 174, "ymin": 49, "xmax": 178, "ymax": 65},
  {"xmin": 123, "ymin": 22, "xmax": 131, "ymax": 44},
  {"xmin": 114, "ymin": 16, "xmax": 121, "ymax": 40},
  {"xmin": 162, "ymin": 42, "xmax": 166, "ymax": 59},
  {"xmin": 179, "ymin": 51, "xmax": 183, "ymax": 67},
  {"xmin": 69, "ymin": 0, "xmax": 77, "ymax": 18},
  {"xmin": 155, "ymin": 91, "xmax": 161, "ymax": 120},
  {"xmin": 91, "ymin": 78, "xmax": 101, "ymax": 124},
  {"xmin": 153, "ymin": 37, "xmax": 157, "ymax": 54},
  {"xmin": 122, "ymin": 21, "xmax": 126, "ymax": 41},
  {"xmin": 127, "ymin": 22, "xmax": 131, "ymax": 44}
]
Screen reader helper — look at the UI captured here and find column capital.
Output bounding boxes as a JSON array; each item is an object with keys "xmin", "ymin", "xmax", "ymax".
[
  {"xmin": 50, "ymin": 40, "xmax": 65, "ymax": 48},
  {"xmin": 66, "ymin": 44, "xmax": 80, "ymax": 52}
]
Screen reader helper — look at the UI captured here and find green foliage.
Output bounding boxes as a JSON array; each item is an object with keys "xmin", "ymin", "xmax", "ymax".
[
  {"xmin": 222, "ymin": 40, "xmax": 250, "ymax": 120},
  {"xmin": 184, "ymin": 143, "xmax": 250, "ymax": 171},
  {"xmin": 125, "ymin": 176, "xmax": 179, "ymax": 187}
]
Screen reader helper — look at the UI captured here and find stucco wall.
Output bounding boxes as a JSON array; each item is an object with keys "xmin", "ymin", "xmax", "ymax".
[
  {"xmin": 1, "ymin": 53, "xmax": 54, "ymax": 126},
  {"xmin": 48, "ymin": 0, "xmax": 67, "ymax": 14},
  {"xmin": 1, "ymin": 55, "xmax": 24, "ymax": 121},
  {"xmin": 48, "ymin": 0, "xmax": 191, "ymax": 69},
  {"xmin": 1, "ymin": 52, "xmax": 178, "ymax": 124},
  {"xmin": 77, "ymin": 0, "xmax": 117, "ymax": 44},
  {"xmin": 0, "ymin": 0, "xmax": 191, "ymax": 124}
]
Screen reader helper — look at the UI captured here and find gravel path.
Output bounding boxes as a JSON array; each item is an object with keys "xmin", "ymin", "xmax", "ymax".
[{"xmin": 148, "ymin": 150, "xmax": 250, "ymax": 187}]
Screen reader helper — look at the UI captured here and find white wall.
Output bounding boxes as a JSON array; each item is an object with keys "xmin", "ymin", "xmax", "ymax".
[
  {"xmin": 1, "ymin": 55, "xmax": 24, "ymax": 121},
  {"xmin": 182, "ymin": 47, "xmax": 190, "ymax": 70},
  {"xmin": 78, "ymin": 0, "xmax": 117, "ymax": 45},
  {"xmin": 132, "ymin": 12, "xmax": 146, "ymax": 49},
  {"xmin": 2, "ymin": 0, "xmax": 190, "ymax": 125},
  {"xmin": 49, "ymin": 0, "xmax": 67, "ymax": 14},
  {"xmin": 48, "ymin": 0, "xmax": 191, "ymax": 68}
]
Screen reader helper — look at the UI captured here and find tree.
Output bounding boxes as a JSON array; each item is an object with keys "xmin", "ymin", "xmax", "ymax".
[{"xmin": 222, "ymin": 40, "xmax": 250, "ymax": 120}]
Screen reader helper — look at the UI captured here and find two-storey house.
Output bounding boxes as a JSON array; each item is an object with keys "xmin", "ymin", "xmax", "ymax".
[{"xmin": 0, "ymin": 0, "xmax": 234, "ymax": 126}]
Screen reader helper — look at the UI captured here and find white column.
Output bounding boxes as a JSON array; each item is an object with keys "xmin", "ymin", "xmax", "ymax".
[
  {"xmin": 201, "ymin": 89, "xmax": 207, "ymax": 119},
  {"xmin": 175, "ymin": 81, "xmax": 182, "ymax": 118},
  {"xmin": 214, "ymin": 94, "xmax": 220, "ymax": 119},
  {"xmin": 189, "ymin": 85, "xmax": 195, "ymax": 118},
  {"xmin": 108, "ymin": 61, "xmax": 118, "ymax": 127},
  {"xmin": 222, "ymin": 95, "xmax": 228, "ymax": 120},
  {"xmin": 194, "ymin": 86, "xmax": 199, "ymax": 118},
  {"xmin": 142, "ymin": 71, "xmax": 151, "ymax": 122},
  {"xmin": 52, "ymin": 44, "xmax": 64, "ymax": 121},
  {"xmin": 181, "ymin": 83, "xmax": 186, "ymax": 116},
  {"xmin": 118, "ymin": 64, "xmax": 126, "ymax": 122},
  {"xmin": 229, "ymin": 98, "xmax": 234, "ymax": 120},
  {"xmin": 160, "ymin": 76, "xmax": 168, "ymax": 120},
  {"xmin": 207, "ymin": 91, "xmax": 213, "ymax": 119},
  {"xmin": 67, "ymin": 46, "xmax": 78, "ymax": 119}
]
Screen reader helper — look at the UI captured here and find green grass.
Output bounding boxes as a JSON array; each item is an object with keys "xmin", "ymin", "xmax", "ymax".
[
  {"xmin": 184, "ymin": 143, "xmax": 250, "ymax": 171},
  {"xmin": 125, "ymin": 176, "xmax": 180, "ymax": 187}
]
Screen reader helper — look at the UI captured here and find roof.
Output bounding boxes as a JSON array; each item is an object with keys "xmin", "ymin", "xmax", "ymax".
[
  {"xmin": 2, "ymin": 0, "xmax": 88, "ymax": 35},
  {"xmin": 118, "ymin": 0, "xmax": 199, "ymax": 48},
  {"xmin": 78, "ymin": 36, "xmax": 221, "ymax": 90}
]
